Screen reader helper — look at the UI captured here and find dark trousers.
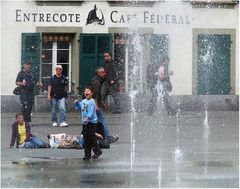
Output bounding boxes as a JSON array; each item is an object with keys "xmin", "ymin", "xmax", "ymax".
[
  {"xmin": 101, "ymin": 80, "xmax": 121, "ymax": 112},
  {"xmin": 82, "ymin": 123, "xmax": 102, "ymax": 159},
  {"xmin": 148, "ymin": 87, "xmax": 173, "ymax": 115},
  {"xmin": 148, "ymin": 88, "xmax": 157, "ymax": 115},
  {"xmin": 20, "ymin": 93, "xmax": 34, "ymax": 122}
]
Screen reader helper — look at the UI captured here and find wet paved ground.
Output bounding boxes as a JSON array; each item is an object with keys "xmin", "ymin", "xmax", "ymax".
[{"xmin": 1, "ymin": 111, "xmax": 239, "ymax": 188}]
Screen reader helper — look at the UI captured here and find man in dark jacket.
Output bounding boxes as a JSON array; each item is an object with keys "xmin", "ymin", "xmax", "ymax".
[
  {"xmin": 101, "ymin": 51, "xmax": 121, "ymax": 113},
  {"xmin": 15, "ymin": 61, "xmax": 41, "ymax": 125},
  {"xmin": 91, "ymin": 67, "xmax": 119, "ymax": 144},
  {"xmin": 147, "ymin": 57, "xmax": 175, "ymax": 115}
]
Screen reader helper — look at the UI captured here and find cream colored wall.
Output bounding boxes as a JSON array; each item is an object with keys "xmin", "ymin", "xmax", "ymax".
[
  {"xmin": 193, "ymin": 0, "xmax": 235, "ymax": 2},
  {"xmin": 235, "ymin": 5, "xmax": 239, "ymax": 95},
  {"xmin": 192, "ymin": 5, "xmax": 239, "ymax": 95},
  {"xmin": 153, "ymin": 2, "xmax": 193, "ymax": 95},
  {"xmin": 1, "ymin": 1, "xmax": 36, "ymax": 95},
  {"xmin": 153, "ymin": 25, "xmax": 193, "ymax": 95},
  {"xmin": 236, "ymin": 37, "xmax": 239, "ymax": 94},
  {"xmin": 82, "ymin": 1, "xmax": 109, "ymax": 33},
  {"xmin": 1, "ymin": 1, "xmax": 239, "ymax": 95}
]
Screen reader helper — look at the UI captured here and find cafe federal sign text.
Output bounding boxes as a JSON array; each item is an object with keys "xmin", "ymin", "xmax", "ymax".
[{"xmin": 15, "ymin": 5, "xmax": 191, "ymax": 25}]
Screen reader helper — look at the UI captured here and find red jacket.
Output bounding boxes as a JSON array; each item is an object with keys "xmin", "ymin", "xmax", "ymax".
[{"xmin": 10, "ymin": 121, "xmax": 32, "ymax": 148}]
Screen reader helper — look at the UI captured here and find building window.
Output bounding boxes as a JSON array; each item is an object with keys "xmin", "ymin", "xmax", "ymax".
[{"xmin": 41, "ymin": 34, "xmax": 72, "ymax": 92}]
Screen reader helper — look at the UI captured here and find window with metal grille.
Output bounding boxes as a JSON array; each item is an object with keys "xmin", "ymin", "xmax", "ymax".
[{"xmin": 41, "ymin": 34, "xmax": 72, "ymax": 92}]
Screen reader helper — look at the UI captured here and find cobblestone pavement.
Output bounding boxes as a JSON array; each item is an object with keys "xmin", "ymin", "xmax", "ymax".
[{"xmin": 1, "ymin": 111, "xmax": 239, "ymax": 188}]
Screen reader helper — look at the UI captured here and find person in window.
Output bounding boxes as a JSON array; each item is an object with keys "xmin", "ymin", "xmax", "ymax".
[
  {"xmin": 148, "ymin": 57, "xmax": 176, "ymax": 116},
  {"xmin": 47, "ymin": 65, "xmax": 68, "ymax": 127},
  {"xmin": 15, "ymin": 60, "xmax": 42, "ymax": 126},
  {"xmin": 101, "ymin": 51, "xmax": 121, "ymax": 113},
  {"xmin": 157, "ymin": 57, "xmax": 176, "ymax": 115},
  {"xmin": 10, "ymin": 112, "xmax": 50, "ymax": 148}
]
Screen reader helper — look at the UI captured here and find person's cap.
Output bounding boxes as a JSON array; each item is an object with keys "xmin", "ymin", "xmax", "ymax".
[{"xmin": 56, "ymin": 65, "xmax": 63, "ymax": 69}]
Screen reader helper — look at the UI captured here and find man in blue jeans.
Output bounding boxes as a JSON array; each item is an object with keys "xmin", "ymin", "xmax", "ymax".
[
  {"xmin": 91, "ymin": 67, "xmax": 119, "ymax": 144},
  {"xmin": 47, "ymin": 65, "xmax": 68, "ymax": 127}
]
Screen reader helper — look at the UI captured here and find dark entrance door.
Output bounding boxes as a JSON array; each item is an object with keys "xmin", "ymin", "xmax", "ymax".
[
  {"xmin": 79, "ymin": 34, "xmax": 112, "ymax": 93},
  {"xmin": 197, "ymin": 34, "xmax": 231, "ymax": 95}
]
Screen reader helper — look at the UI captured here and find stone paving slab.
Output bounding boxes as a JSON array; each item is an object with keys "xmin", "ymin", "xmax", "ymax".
[{"xmin": 1, "ymin": 111, "xmax": 239, "ymax": 188}]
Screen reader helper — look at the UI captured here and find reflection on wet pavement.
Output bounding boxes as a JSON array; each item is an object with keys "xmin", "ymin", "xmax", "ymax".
[{"xmin": 1, "ymin": 156, "xmax": 238, "ymax": 188}]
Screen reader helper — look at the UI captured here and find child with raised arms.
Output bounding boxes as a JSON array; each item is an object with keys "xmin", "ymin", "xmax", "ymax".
[{"xmin": 74, "ymin": 86, "xmax": 102, "ymax": 161}]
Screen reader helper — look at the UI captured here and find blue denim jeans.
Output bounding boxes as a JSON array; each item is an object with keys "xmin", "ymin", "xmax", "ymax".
[
  {"xmin": 51, "ymin": 98, "xmax": 66, "ymax": 123},
  {"xmin": 96, "ymin": 108, "xmax": 110, "ymax": 138},
  {"xmin": 24, "ymin": 136, "xmax": 48, "ymax": 148},
  {"xmin": 79, "ymin": 134, "xmax": 84, "ymax": 146}
]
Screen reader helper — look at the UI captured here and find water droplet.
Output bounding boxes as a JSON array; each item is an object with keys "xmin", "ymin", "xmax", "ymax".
[{"xmin": 49, "ymin": 178, "xmax": 56, "ymax": 182}]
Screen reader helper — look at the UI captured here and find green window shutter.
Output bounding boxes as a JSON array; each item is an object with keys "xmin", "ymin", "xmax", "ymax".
[
  {"xmin": 97, "ymin": 35, "xmax": 112, "ymax": 67},
  {"xmin": 197, "ymin": 34, "xmax": 231, "ymax": 95},
  {"xmin": 79, "ymin": 34, "xmax": 97, "ymax": 93},
  {"xmin": 79, "ymin": 34, "xmax": 112, "ymax": 93},
  {"xmin": 21, "ymin": 33, "xmax": 41, "ymax": 95},
  {"xmin": 149, "ymin": 34, "xmax": 169, "ymax": 65}
]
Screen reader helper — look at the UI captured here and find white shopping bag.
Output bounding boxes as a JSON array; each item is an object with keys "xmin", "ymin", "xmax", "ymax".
[{"xmin": 49, "ymin": 133, "xmax": 66, "ymax": 148}]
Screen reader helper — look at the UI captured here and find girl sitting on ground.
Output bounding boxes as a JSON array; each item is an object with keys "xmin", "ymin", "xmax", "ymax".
[{"xmin": 10, "ymin": 112, "xmax": 50, "ymax": 148}]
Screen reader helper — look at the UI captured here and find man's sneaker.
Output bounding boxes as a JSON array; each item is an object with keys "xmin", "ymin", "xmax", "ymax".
[
  {"xmin": 83, "ymin": 157, "xmax": 92, "ymax": 162},
  {"xmin": 44, "ymin": 143, "xmax": 51, "ymax": 148},
  {"xmin": 60, "ymin": 122, "xmax": 68, "ymax": 127},
  {"xmin": 92, "ymin": 150, "xmax": 102, "ymax": 159},
  {"xmin": 107, "ymin": 136, "xmax": 119, "ymax": 144},
  {"xmin": 52, "ymin": 122, "xmax": 58, "ymax": 127}
]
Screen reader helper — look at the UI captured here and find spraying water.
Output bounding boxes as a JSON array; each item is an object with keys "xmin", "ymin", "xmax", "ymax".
[
  {"xmin": 127, "ymin": 17, "xmax": 143, "ymax": 172},
  {"xmin": 158, "ymin": 158, "xmax": 162, "ymax": 188},
  {"xmin": 201, "ymin": 34, "xmax": 213, "ymax": 175},
  {"xmin": 173, "ymin": 103, "xmax": 183, "ymax": 186},
  {"xmin": 129, "ymin": 90, "xmax": 136, "ymax": 171},
  {"xmin": 155, "ymin": 80, "xmax": 165, "ymax": 113},
  {"xmin": 203, "ymin": 105, "xmax": 210, "ymax": 175}
]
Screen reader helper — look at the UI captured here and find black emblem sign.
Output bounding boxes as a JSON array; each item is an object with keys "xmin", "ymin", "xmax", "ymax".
[{"xmin": 86, "ymin": 4, "xmax": 105, "ymax": 25}]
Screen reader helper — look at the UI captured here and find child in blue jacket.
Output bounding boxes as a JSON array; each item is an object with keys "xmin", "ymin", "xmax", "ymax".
[{"xmin": 74, "ymin": 86, "xmax": 102, "ymax": 161}]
